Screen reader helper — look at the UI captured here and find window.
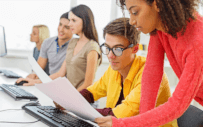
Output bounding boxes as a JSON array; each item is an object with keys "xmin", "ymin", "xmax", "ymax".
[{"xmin": 0, "ymin": 0, "xmax": 70, "ymax": 50}]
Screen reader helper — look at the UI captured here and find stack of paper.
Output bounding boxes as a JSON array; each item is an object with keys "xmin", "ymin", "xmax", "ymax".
[{"xmin": 35, "ymin": 77, "xmax": 102, "ymax": 121}]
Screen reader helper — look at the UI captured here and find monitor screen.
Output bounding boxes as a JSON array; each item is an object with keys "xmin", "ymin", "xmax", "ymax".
[{"xmin": 0, "ymin": 26, "xmax": 7, "ymax": 57}]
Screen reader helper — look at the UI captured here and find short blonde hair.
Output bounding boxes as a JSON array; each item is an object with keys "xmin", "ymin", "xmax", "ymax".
[{"xmin": 33, "ymin": 25, "xmax": 50, "ymax": 44}]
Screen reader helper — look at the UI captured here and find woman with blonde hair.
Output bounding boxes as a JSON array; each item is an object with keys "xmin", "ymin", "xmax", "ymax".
[{"xmin": 30, "ymin": 25, "xmax": 50, "ymax": 75}]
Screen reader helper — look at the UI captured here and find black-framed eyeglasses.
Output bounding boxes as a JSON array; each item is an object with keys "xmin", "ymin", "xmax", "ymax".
[{"xmin": 100, "ymin": 43, "xmax": 134, "ymax": 57}]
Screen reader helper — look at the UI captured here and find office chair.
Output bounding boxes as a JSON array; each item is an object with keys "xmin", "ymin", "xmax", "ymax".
[{"xmin": 177, "ymin": 105, "xmax": 203, "ymax": 127}]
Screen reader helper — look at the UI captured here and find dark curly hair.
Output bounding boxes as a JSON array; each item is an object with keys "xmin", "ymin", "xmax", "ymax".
[
  {"xmin": 103, "ymin": 18, "xmax": 140, "ymax": 45},
  {"xmin": 117, "ymin": 0, "xmax": 200, "ymax": 38}
]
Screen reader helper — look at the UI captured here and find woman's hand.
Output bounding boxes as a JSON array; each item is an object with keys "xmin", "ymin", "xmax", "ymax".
[
  {"xmin": 26, "ymin": 73, "xmax": 39, "ymax": 79},
  {"xmin": 16, "ymin": 78, "xmax": 41, "ymax": 86},
  {"xmin": 95, "ymin": 116, "xmax": 112, "ymax": 127}
]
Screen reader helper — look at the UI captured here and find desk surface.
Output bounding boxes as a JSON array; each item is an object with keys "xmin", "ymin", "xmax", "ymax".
[
  {"xmin": 0, "ymin": 67, "xmax": 58, "ymax": 127},
  {"xmin": 0, "ymin": 67, "xmax": 99, "ymax": 127}
]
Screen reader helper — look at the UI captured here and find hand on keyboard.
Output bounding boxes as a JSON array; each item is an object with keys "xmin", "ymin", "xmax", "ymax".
[
  {"xmin": 16, "ymin": 77, "xmax": 41, "ymax": 86},
  {"xmin": 53, "ymin": 101, "xmax": 65, "ymax": 110}
]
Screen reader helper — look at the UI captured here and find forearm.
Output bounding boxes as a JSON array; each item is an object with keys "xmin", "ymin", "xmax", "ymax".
[
  {"xmin": 34, "ymin": 79, "xmax": 42, "ymax": 84},
  {"xmin": 140, "ymin": 35, "xmax": 165, "ymax": 113},
  {"xmin": 77, "ymin": 80, "xmax": 93, "ymax": 92},
  {"xmin": 80, "ymin": 89, "xmax": 94, "ymax": 103},
  {"xmin": 96, "ymin": 108, "xmax": 115, "ymax": 117},
  {"xmin": 49, "ymin": 72, "xmax": 62, "ymax": 80}
]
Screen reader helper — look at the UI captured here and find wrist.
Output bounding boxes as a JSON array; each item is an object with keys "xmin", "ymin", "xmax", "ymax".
[{"xmin": 36, "ymin": 79, "xmax": 42, "ymax": 84}]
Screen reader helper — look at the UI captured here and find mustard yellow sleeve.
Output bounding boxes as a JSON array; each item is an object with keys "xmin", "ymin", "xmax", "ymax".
[
  {"xmin": 87, "ymin": 66, "xmax": 111, "ymax": 101},
  {"xmin": 156, "ymin": 73, "xmax": 171, "ymax": 107}
]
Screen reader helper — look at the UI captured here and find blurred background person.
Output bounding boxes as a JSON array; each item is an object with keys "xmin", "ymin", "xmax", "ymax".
[{"xmin": 30, "ymin": 25, "xmax": 50, "ymax": 76}]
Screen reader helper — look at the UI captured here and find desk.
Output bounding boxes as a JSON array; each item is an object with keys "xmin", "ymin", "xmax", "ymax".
[
  {"xmin": 0, "ymin": 67, "xmax": 99, "ymax": 127},
  {"xmin": 0, "ymin": 67, "xmax": 56, "ymax": 127}
]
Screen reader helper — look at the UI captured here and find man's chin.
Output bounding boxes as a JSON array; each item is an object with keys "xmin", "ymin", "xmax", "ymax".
[
  {"xmin": 58, "ymin": 36, "xmax": 67, "ymax": 40},
  {"xmin": 110, "ymin": 65, "xmax": 119, "ymax": 71}
]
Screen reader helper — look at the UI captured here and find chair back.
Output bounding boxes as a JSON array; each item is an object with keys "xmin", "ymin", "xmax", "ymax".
[{"xmin": 177, "ymin": 105, "xmax": 203, "ymax": 127}]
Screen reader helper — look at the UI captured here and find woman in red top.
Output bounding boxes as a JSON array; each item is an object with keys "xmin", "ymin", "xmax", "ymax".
[{"xmin": 95, "ymin": 0, "xmax": 203, "ymax": 126}]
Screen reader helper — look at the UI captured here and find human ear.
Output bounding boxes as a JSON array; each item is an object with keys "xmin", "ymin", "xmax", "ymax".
[
  {"xmin": 132, "ymin": 44, "xmax": 139, "ymax": 53},
  {"xmin": 152, "ymin": 0, "xmax": 160, "ymax": 12}
]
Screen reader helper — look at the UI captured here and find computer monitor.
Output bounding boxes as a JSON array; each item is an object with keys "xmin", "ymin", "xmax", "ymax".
[{"xmin": 0, "ymin": 26, "xmax": 7, "ymax": 57}]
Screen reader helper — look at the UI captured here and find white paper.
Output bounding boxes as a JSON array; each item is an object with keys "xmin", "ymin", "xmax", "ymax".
[
  {"xmin": 35, "ymin": 77, "xmax": 103, "ymax": 121},
  {"xmin": 28, "ymin": 54, "xmax": 52, "ymax": 83}
]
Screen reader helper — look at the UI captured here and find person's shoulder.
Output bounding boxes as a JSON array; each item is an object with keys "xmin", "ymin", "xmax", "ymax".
[
  {"xmin": 68, "ymin": 38, "xmax": 79, "ymax": 47},
  {"xmin": 33, "ymin": 47, "xmax": 37, "ymax": 51},
  {"xmin": 103, "ymin": 65, "xmax": 118, "ymax": 78},
  {"xmin": 87, "ymin": 40, "xmax": 100, "ymax": 49},
  {"xmin": 134, "ymin": 55, "xmax": 146, "ymax": 67},
  {"xmin": 43, "ymin": 36, "xmax": 57, "ymax": 45},
  {"xmin": 89, "ymin": 39, "xmax": 99, "ymax": 45},
  {"xmin": 69, "ymin": 38, "xmax": 79, "ymax": 43}
]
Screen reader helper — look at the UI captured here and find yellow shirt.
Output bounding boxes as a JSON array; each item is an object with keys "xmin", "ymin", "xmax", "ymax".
[{"xmin": 87, "ymin": 55, "xmax": 178, "ymax": 127}]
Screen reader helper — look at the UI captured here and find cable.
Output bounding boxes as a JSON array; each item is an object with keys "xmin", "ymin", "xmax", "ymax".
[
  {"xmin": 0, "ymin": 109, "xmax": 22, "ymax": 112},
  {"xmin": 0, "ymin": 109, "xmax": 40, "ymax": 124},
  {"xmin": 0, "ymin": 119, "xmax": 40, "ymax": 124}
]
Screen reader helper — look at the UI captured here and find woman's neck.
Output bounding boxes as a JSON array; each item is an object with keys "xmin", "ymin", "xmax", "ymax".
[
  {"xmin": 155, "ymin": 17, "xmax": 166, "ymax": 32},
  {"xmin": 78, "ymin": 32, "xmax": 89, "ymax": 43},
  {"xmin": 36, "ymin": 42, "xmax": 41, "ymax": 50}
]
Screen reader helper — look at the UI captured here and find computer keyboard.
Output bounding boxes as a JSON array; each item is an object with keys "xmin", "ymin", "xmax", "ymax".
[
  {"xmin": 23, "ymin": 106, "xmax": 97, "ymax": 127},
  {"xmin": 0, "ymin": 84, "xmax": 38, "ymax": 101},
  {"xmin": 0, "ymin": 69, "xmax": 22, "ymax": 78}
]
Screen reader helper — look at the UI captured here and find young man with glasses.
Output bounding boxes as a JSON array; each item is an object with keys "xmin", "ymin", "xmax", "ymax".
[{"xmin": 58, "ymin": 18, "xmax": 178, "ymax": 126}]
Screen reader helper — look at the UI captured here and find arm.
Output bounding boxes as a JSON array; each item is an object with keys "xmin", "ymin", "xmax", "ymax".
[
  {"xmin": 18, "ymin": 57, "xmax": 48, "ymax": 84},
  {"xmin": 80, "ymin": 89, "xmax": 115, "ymax": 116},
  {"xmin": 49, "ymin": 60, "xmax": 66, "ymax": 80},
  {"xmin": 19, "ymin": 60, "xmax": 67, "ymax": 86},
  {"xmin": 27, "ymin": 40, "xmax": 48, "ymax": 79},
  {"xmin": 17, "ymin": 56, "xmax": 48, "ymax": 85},
  {"xmin": 77, "ymin": 50, "xmax": 98, "ymax": 92},
  {"xmin": 111, "ymin": 46, "xmax": 202, "ymax": 126},
  {"xmin": 140, "ymin": 35, "xmax": 165, "ymax": 113},
  {"xmin": 37, "ymin": 56, "xmax": 48, "ymax": 70},
  {"xmin": 82, "ymin": 65, "xmax": 111, "ymax": 101}
]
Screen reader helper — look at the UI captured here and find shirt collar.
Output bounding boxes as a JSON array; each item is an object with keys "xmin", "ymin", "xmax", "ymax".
[
  {"xmin": 115, "ymin": 55, "xmax": 145, "ymax": 84},
  {"xmin": 125, "ymin": 55, "xmax": 145, "ymax": 83},
  {"xmin": 55, "ymin": 37, "xmax": 69, "ymax": 48}
]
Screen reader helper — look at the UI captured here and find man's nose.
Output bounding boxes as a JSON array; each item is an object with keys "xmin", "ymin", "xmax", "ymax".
[{"xmin": 107, "ymin": 50, "xmax": 116, "ymax": 59}]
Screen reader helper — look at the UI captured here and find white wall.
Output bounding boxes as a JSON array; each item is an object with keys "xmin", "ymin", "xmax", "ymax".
[{"xmin": 0, "ymin": 0, "xmax": 71, "ymax": 50}]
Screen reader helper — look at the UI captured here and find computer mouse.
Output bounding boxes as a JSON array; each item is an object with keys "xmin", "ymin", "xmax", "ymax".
[
  {"xmin": 22, "ymin": 101, "xmax": 41, "ymax": 109},
  {"xmin": 15, "ymin": 80, "xmax": 28, "ymax": 86}
]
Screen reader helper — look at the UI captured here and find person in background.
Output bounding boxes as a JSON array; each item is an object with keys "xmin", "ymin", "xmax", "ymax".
[
  {"xmin": 30, "ymin": 25, "xmax": 50, "ymax": 76},
  {"xmin": 16, "ymin": 11, "xmax": 73, "ymax": 85},
  {"xmin": 95, "ymin": 0, "xmax": 203, "ymax": 126},
  {"xmin": 18, "ymin": 5, "xmax": 101, "ymax": 91},
  {"xmin": 22, "ymin": 4, "xmax": 102, "ymax": 108}
]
